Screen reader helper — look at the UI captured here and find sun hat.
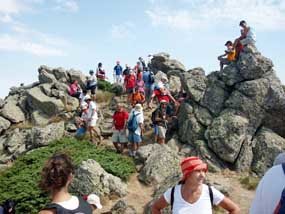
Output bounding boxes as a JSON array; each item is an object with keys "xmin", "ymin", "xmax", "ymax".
[
  {"xmin": 80, "ymin": 102, "xmax": 88, "ymax": 110},
  {"xmin": 85, "ymin": 94, "xmax": 91, "ymax": 100},
  {"xmin": 180, "ymin": 156, "xmax": 208, "ymax": 181},
  {"xmin": 87, "ymin": 194, "xmax": 102, "ymax": 209},
  {"xmin": 135, "ymin": 103, "xmax": 143, "ymax": 112}
]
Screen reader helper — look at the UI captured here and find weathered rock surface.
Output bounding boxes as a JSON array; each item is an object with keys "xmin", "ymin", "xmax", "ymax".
[
  {"xmin": 138, "ymin": 144, "xmax": 180, "ymax": 186},
  {"xmin": 0, "ymin": 116, "xmax": 11, "ymax": 133},
  {"xmin": 251, "ymin": 127, "xmax": 285, "ymax": 176},
  {"xmin": 71, "ymin": 159, "xmax": 127, "ymax": 197},
  {"xmin": 0, "ymin": 96, "xmax": 25, "ymax": 123},
  {"xmin": 111, "ymin": 200, "xmax": 137, "ymax": 214}
]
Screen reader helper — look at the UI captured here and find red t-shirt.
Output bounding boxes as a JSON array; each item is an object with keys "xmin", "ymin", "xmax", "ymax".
[
  {"xmin": 113, "ymin": 111, "xmax": 129, "ymax": 130},
  {"xmin": 125, "ymin": 74, "xmax": 136, "ymax": 89},
  {"xmin": 153, "ymin": 89, "xmax": 170, "ymax": 103}
]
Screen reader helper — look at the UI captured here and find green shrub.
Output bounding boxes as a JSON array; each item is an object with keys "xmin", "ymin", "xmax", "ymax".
[
  {"xmin": 97, "ymin": 79, "xmax": 113, "ymax": 92},
  {"xmin": 0, "ymin": 138, "xmax": 135, "ymax": 214}
]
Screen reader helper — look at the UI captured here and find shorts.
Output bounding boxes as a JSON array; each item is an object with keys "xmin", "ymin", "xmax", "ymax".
[
  {"xmin": 87, "ymin": 84, "xmax": 97, "ymax": 95},
  {"xmin": 153, "ymin": 124, "xmax": 158, "ymax": 136},
  {"xmin": 126, "ymin": 88, "xmax": 134, "ymax": 94},
  {"xmin": 88, "ymin": 118, "xmax": 97, "ymax": 127},
  {"xmin": 112, "ymin": 130, "xmax": 128, "ymax": 143},
  {"xmin": 157, "ymin": 126, "xmax": 167, "ymax": 138},
  {"xmin": 128, "ymin": 132, "xmax": 142, "ymax": 143}
]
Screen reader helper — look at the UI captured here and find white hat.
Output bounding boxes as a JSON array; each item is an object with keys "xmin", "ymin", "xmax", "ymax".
[
  {"xmin": 87, "ymin": 194, "xmax": 102, "ymax": 209},
  {"xmin": 135, "ymin": 103, "xmax": 143, "ymax": 112},
  {"xmin": 80, "ymin": 102, "xmax": 88, "ymax": 110},
  {"xmin": 157, "ymin": 82, "xmax": 164, "ymax": 89},
  {"xmin": 84, "ymin": 94, "xmax": 91, "ymax": 101}
]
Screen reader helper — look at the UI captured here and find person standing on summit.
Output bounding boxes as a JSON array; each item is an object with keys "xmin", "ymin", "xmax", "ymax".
[
  {"xmin": 234, "ymin": 20, "xmax": 256, "ymax": 47},
  {"xmin": 96, "ymin": 62, "xmax": 106, "ymax": 81},
  {"xmin": 113, "ymin": 61, "xmax": 123, "ymax": 84}
]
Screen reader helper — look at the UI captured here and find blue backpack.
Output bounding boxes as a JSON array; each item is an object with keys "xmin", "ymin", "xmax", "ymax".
[
  {"xmin": 127, "ymin": 112, "xmax": 140, "ymax": 132},
  {"xmin": 274, "ymin": 163, "xmax": 285, "ymax": 214}
]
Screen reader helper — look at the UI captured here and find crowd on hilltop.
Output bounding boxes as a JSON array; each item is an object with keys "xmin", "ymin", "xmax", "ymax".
[{"xmin": 3, "ymin": 20, "xmax": 285, "ymax": 214}]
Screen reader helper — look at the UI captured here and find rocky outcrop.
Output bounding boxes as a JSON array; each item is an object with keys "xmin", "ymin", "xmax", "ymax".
[
  {"xmin": 111, "ymin": 200, "xmax": 137, "ymax": 214},
  {"xmin": 138, "ymin": 144, "xmax": 181, "ymax": 186},
  {"xmin": 0, "ymin": 95, "xmax": 25, "ymax": 123},
  {"xmin": 0, "ymin": 117, "xmax": 11, "ymax": 133},
  {"xmin": 71, "ymin": 159, "xmax": 127, "ymax": 197}
]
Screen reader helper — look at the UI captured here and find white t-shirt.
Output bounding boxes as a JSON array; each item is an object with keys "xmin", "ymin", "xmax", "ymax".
[
  {"xmin": 128, "ymin": 109, "xmax": 144, "ymax": 135},
  {"xmin": 88, "ymin": 101, "xmax": 98, "ymax": 120},
  {"xmin": 56, "ymin": 195, "xmax": 79, "ymax": 210},
  {"xmin": 88, "ymin": 74, "xmax": 97, "ymax": 86},
  {"xmin": 250, "ymin": 164, "xmax": 285, "ymax": 214},
  {"xmin": 164, "ymin": 184, "xmax": 224, "ymax": 214},
  {"xmin": 247, "ymin": 27, "xmax": 256, "ymax": 42}
]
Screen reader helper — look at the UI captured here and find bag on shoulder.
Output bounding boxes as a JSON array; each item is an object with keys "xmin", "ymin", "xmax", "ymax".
[
  {"xmin": 274, "ymin": 163, "xmax": 285, "ymax": 214},
  {"xmin": 127, "ymin": 112, "xmax": 140, "ymax": 132},
  {"xmin": 151, "ymin": 109, "xmax": 158, "ymax": 125}
]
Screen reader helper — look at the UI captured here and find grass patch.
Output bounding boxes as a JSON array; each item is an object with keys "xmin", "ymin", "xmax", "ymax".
[
  {"xmin": 96, "ymin": 90, "xmax": 114, "ymax": 104},
  {"xmin": 239, "ymin": 176, "xmax": 259, "ymax": 190},
  {"xmin": 0, "ymin": 137, "xmax": 135, "ymax": 214}
]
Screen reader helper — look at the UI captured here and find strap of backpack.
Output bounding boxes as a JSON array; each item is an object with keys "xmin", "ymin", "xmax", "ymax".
[
  {"xmin": 208, "ymin": 185, "xmax": 214, "ymax": 207},
  {"xmin": 170, "ymin": 186, "xmax": 175, "ymax": 211}
]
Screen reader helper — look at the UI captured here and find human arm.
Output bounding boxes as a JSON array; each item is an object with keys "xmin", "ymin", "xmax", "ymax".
[
  {"xmin": 218, "ymin": 197, "xmax": 240, "ymax": 214},
  {"xmin": 151, "ymin": 195, "xmax": 169, "ymax": 214}
]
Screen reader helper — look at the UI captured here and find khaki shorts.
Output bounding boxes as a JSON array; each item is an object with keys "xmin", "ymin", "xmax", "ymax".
[
  {"xmin": 157, "ymin": 126, "xmax": 167, "ymax": 138},
  {"xmin": 112, "ymin": 130, "xmax": 128, "ymax": 143}
]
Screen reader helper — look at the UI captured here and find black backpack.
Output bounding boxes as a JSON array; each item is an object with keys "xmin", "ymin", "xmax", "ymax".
[
  {"xmin": 170, "ymin": 183, "xmax": 214, "ymax": 211},
  {"xmin": 274, "ymin": 163, "xmax": 285, "ymax": 214}
]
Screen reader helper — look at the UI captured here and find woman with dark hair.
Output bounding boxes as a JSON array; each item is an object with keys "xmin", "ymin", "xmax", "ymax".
[
  {"xmin": 96, "ymin": 62, "xmax": 106, "ymax": 80},
  {"xmin": 39, "ymin": 153, "xmax": 92, "ymax": 214}
]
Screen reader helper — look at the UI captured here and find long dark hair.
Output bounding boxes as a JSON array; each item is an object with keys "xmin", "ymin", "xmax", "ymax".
[{"xmin": 39, "ymin": 153, "xmax": 74, "ymax": 193}]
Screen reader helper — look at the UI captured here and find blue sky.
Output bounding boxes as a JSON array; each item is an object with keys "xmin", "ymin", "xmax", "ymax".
[{"xmin": 0, "ymin": 0, "xmax": 285, "ymax": 98}]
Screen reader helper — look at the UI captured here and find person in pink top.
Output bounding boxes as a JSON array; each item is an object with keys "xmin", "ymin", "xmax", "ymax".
[
  {"xmin": 68, "ymin": 80, "xmax": 82, "ymax": 99},
  {"xmin": 136, "ymin": 74, "xmax": 145, "ymax": 94}
]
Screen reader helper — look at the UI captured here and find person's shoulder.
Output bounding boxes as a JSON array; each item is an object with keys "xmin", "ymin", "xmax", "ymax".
[{"xmin": 38, "ymin": 209, "xmax": 56, "ymax": 214}]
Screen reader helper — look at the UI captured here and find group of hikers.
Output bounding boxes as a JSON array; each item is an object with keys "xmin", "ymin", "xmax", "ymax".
[{"xmin": 3, "ymin": 20, "xmax": 285, "ymax": 214}]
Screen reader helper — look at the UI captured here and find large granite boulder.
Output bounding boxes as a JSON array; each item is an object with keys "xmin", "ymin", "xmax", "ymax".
[
  {"xmin": 25, "ymin": 121, "xmax": 65, "ymax": 149},
  {"xmin": 0, "ymin": 98, "xmax": 4, "ymax": 108},
  {"xmin": 26, "ymin": 87, "xmax": 65, "ymax": 116},
  {"xmin": 138, "ymin": 144, "xmax": 180, "ymax": 186},
  {"xmin": 67, "ymin": 69, "xmax": 87, "ymax": 87},
  {"xmin": 237, "ymin": 45, "xmax": 273, "ymax": 80},
  {"xmin": 38, "ymin": 66, "xmax": 57, "ymax": 84},
  {"xmin": 251, "ymin": 127, "xmax": 285, "ymax": 176},
  {"xmin": 151, "ymin": 52, "xmax": 186, "ymax": 73},
  {"xmin": 205, "ymin": 110, "xmax": 249, "ymax": 163},
  {"xmin": 219, "ymin": 64, "xmax": 243, "ymax": 86},
  {"xmin": 0, "ymin": 116, "xmax": 11, "ymax": 133},
  {"xmin": 71, "ymin": 159, "xmax": 127, "ymax": 197},
  {"xmin": 181, "ymin": 68, "xmax": 207, "ymax": 103},
  {"xmin": 0, "ymin": 96, "xmax": 25, "ymax": 123}
]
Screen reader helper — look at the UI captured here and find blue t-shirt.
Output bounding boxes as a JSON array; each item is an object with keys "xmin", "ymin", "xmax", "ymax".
[
  {"xmin": 114, "ymin": 65, "xmax": 123, "ymax": 75},
  {"xmin": 143, "ymin": 71, "xmax": 152, "ymax": 87}
]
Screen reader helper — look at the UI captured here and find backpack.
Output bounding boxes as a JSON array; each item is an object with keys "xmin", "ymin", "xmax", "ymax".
[
  {"xmin": 148, "ymin": 71, "xmax": 155, "ymax": 84},
  {"xmin": 127, "ymin": 112, "xmax": 140, "ymax": 132},
  {"xmin": 151, "ymin": 109, "xmax": 158, "ymax": 125},
  {"xmin": 170, "ymin": 183, "xmax": 213, "ymax": 211},
  {"xmin": 274, "ymin": 163, "xmax": 285, "ymax": 214}
]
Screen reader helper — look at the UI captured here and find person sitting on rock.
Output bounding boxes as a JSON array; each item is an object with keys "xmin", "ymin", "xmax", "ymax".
[
  {"xmin": 39, "ymin": 153, "xmax": 93, "ymax": 214},
  {"xmin": 112, "ymin": 104, "xmax": 129, "ymax": 153},
  {"xmin": 152, "ymin": 156, "xmax": 240, "ymax": 214},
  {"xmin": 217, "ymin": 40, "xmax": 236, "ymax": 71},
  {"xmin": 234, "ymin": 20, "xmax": 256, "ymax": 48},
  {"xmin": 85, "ymin": 95, "xmax": 102, "ymax": 145},
  {"xmin": 152, "ymin": 99, "xmax": 171, "ymax": 144},
  {"xmin": 127, "ymin": 104, "xmax": 144, "ymax": 157},
  {"xmin": 86, "ymin": 70, "xmax": 97, "ymax": 96},
  {"xmin": 131, "ymin": 87, "xmax": 145, "ymax": 107},
  {"xmin": 68, "ymin": 80, "xmax": 82, "ymax": 99},
  {"xmin": 96, "ymin": 62, "xmax": 106, "ymax": 81},
  {"xmin": 75, "ymin": 102, "xmax": 89, "ymax": 139}
]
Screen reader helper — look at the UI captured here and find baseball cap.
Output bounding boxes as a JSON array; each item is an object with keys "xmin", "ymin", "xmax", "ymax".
[
  {"xmin": 87, "ymin": 194, "xmax": 102, "ymax": 209},
  {"xmin": 80, "ymin": 102, "xmax": 88, "ymax": 110}
]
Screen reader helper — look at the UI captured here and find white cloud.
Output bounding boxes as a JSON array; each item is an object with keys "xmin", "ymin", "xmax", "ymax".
[
  {"xmin": 53, "ymin": 0, "xmax": 79, "ymax": 12},
  {"xmin": 0, "ymin": 34, "xmax": 66, "ymax": 56},
  {"xmin": 111, "ymin": 22, "xmax": 136, "ymax": 40},
  {"xmin": 0, "ymin": 0, "xmax": 28, "ymax": 14},
  {"xmin": 146, "ymin": 0, "xmax": 285, "ymax": 31},
  {"xmin": 0, "ymin": 14, "xmax": 13, "ymax": 23}
]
